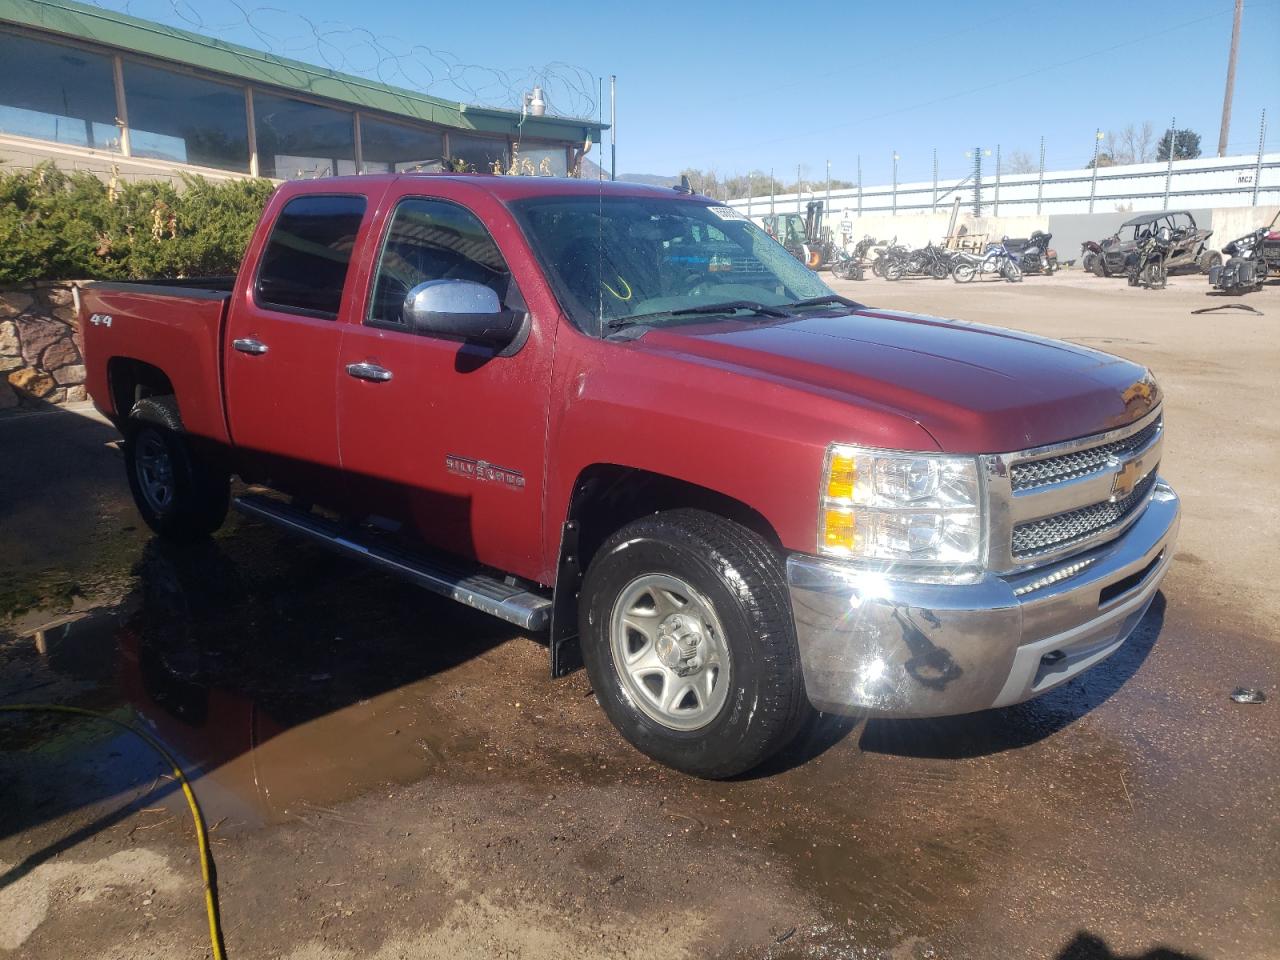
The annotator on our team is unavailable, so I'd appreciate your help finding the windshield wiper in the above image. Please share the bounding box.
[602,300,790,335]
[783,295,863,310]
[668,300,790,318]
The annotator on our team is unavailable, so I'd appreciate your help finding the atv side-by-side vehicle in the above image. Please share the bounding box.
[1093,211,1219,278]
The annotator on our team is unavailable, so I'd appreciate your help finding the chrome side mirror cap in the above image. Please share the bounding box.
[402,279,521,346]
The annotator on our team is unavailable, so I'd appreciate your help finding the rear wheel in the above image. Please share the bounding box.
[1002,260,1023,283]
[124,397,229,541]
[579,509,807,779]
[1198,250,1222,274]
[884,261,903,281]
[931,261,949,280]
[952,262,976,283]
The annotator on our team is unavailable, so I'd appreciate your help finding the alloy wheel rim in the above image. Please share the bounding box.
[608,573,731,732]
[135,429,175,513]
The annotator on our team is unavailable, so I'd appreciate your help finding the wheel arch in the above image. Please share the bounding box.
[547,463,785,678]
[107,357,176,424]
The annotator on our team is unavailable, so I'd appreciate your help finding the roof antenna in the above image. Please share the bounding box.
[674,174,692,194]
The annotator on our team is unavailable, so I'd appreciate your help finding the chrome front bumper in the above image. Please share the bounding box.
[786,480,1180,717]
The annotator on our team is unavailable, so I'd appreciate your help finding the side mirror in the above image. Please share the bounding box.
[402,280,521,346]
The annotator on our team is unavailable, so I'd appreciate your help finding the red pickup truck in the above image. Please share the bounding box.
[80,175,1179,777]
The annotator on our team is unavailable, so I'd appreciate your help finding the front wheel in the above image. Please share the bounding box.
[883,261,904,281]
[579,510,807,779]
[952,262,976,283]
[124,397,229,541]
[1002,261,1023,283]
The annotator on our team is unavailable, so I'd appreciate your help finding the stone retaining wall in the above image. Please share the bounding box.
[0,282,87,409]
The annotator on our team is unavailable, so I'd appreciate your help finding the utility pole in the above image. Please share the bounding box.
[609,75,616,180]
[1217,0,1243,157]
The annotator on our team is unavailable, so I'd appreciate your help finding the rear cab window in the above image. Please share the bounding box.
[255,195,368,319]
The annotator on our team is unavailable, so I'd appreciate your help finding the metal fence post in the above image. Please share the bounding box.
[972,146,982,217]
[770,168,775,215]
[1253,109,1267,206]
[1036,136,1045,215]
[892,152,899,215]
[1163,115,1175,210]
[1088,129,1102,214]
[857,155,862,217]
[932,148,938,211]
[994,144,1001,218]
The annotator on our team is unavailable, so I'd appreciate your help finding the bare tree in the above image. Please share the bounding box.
[1102,121,1156,166]
[1003,150,1037,174]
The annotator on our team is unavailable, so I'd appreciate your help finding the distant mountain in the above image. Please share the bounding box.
[580,158,676,186]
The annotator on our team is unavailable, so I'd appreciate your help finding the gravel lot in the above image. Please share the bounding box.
[1,267,1276,960]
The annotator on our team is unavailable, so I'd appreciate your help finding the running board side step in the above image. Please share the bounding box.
[234,494,552,631]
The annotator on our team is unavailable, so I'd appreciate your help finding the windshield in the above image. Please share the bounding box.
[510,196,831,334]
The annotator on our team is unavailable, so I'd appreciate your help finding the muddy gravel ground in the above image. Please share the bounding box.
[1,269,1277,960]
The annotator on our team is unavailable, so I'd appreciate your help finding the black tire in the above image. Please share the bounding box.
[1198,250,1222,274]
[884,261,903,281]
[831,260,853,280]
[1093,257,1109,278]
[579,509,807,779]
[124,396,229,541]
[952,262,976,283]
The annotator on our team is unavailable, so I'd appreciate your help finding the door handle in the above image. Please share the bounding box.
[232,338,269,356]
[346,362,393,383]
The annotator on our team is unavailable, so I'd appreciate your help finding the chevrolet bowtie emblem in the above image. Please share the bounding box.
[1110,456,1145,500]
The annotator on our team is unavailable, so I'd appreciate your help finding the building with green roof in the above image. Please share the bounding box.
[0,0,606,183]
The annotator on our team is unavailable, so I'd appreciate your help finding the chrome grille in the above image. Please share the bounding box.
[1011,471,1156,560]
[1011,417,1161,492]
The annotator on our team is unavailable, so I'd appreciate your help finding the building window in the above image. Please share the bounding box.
[449,133,509,173]
[514,145,568,177]
[0,31,120,152]
[255,195,367,318]
[253,92,355,180]
[123,61,249,172]
[359,116,444,174]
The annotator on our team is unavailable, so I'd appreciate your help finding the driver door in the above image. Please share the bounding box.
[335,190,553,580]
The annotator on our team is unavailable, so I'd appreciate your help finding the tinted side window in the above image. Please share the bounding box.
[255,195,367,318]
[368,198,512,328]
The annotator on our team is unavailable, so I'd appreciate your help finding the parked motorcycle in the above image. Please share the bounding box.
[830,236,877,281]
[1080,239,1104,275]
[1127,226,1172,290]
[871,239,908,277]
[952,240,1022,283]
[1208,227,1271,294]
[1003,231,1057,275]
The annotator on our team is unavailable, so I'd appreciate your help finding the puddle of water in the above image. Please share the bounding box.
[0,532,511,840]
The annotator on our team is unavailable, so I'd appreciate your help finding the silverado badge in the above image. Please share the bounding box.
[445,455,526,489]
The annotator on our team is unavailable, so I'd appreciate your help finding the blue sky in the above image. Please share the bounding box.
[110,0,1279,182]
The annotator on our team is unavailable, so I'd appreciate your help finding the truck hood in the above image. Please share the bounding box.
[636,308,1158,453]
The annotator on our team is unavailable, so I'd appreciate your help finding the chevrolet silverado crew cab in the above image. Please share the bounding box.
[80,175,1180,778]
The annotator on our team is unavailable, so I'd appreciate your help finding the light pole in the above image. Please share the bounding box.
[1088,129,1104,213]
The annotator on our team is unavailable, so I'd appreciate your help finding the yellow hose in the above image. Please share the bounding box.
[0,704,227,960]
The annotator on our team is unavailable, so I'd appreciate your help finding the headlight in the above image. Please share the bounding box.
[819,444,985,575]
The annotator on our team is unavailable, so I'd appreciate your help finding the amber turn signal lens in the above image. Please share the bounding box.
[822,508,859,553]
[825,452,857,501]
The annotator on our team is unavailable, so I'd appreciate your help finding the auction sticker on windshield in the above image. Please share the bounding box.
[707,206,748,221]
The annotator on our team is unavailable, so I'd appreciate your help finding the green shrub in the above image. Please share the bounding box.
[0,163,276,284]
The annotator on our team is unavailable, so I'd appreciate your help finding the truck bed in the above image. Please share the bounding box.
[79,278,236,444]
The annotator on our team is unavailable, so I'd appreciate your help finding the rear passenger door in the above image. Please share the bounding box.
[336,191,553,581]
[225,192,374,502]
